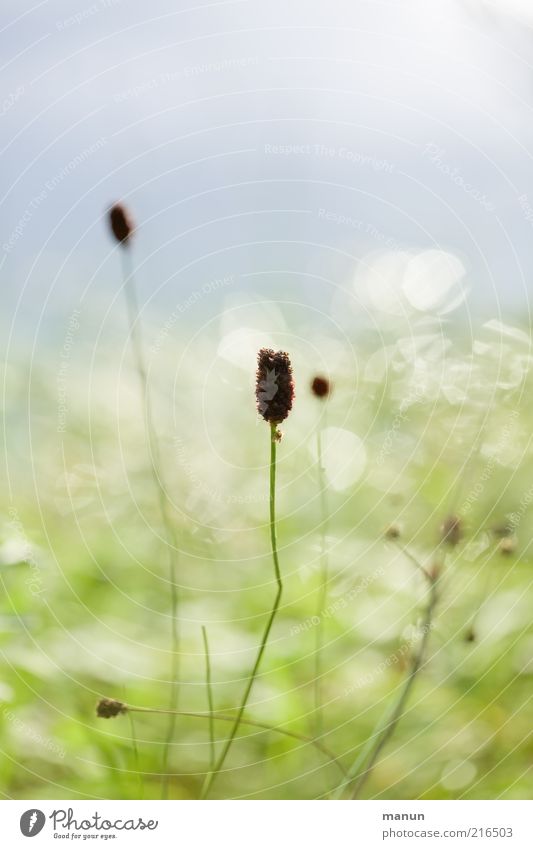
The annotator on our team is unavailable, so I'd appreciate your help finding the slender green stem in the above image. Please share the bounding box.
[122,684,144,799]
[200,422,283,798]
[121,249,180,798]
[127,710,144,799]
[124,705,346,777]
[465,552,495,640]
[313,422,328,737]
[353,573,438,799]
[391,539,432,582]
[332,701,391,800]
[201,626,216,772]
[335,565,440,799]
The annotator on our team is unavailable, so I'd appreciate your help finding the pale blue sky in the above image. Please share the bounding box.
[2,0,533,355]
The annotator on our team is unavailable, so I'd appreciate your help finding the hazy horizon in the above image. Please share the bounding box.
[3,0,533,358]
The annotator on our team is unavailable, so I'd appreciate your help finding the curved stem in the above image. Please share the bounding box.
[313,421,328,737]
[464,557,494,641]
[127,710,144,799]
[121,249,180,797]
[122,684,144,799]
[200,422,283,798]
[201,626,216,772]
[124,705,346,778]
[336,567,440,799]
[392,540,431,582]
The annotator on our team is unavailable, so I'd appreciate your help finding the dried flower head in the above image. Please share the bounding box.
[311,375,331,399]
[256,348,294,425]
[108,203,134,246]
[440,515,462,547]
[96,697,127,718]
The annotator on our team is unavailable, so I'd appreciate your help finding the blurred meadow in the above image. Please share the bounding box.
[2,287,533,799]
[2,0,533,801]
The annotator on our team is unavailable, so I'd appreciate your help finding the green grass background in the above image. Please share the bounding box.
[1,311,532,799]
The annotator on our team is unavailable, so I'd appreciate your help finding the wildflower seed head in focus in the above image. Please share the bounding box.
[96,697,127,718]
[108,203,134,246]
[311,375,331,399]
[256,348,294,425]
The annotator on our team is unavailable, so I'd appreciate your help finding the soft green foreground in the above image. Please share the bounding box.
[1,315,532,799]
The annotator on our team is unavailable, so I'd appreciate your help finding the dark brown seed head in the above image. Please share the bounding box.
[441,515,462,547]
[311,375,331,399]
[108,203,134,246]
[256,348,294,424]
[96,697,127,718]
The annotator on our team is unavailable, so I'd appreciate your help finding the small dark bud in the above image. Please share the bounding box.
[441,515,462,547]
[428,561,442,581]
[256,348,294,424]
[311,375,331,399]
[96,697,127,718]
[384,524,401,540]
[108,203,134,245]
[464,626,476,643]
[499,537,516,556]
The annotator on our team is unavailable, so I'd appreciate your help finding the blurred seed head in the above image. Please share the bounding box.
[428,560,442,581]
[96,697,127,718]
[384,523,401,540]
[491,521,513,539]
[108,203,134,246]
[464,626,476,643]
[311,375,331,399]
[256,348,294,425]
[441,515,463,547]
[498,536,516,556]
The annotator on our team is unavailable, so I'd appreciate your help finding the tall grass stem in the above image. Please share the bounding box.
[123,705,345,777]
[313,419,328,737]
[201,626,216,772]
[200,422,283,798]
[121,249,180,798]
[335,563,440,799]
